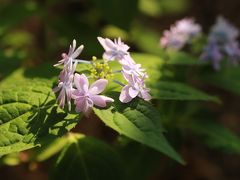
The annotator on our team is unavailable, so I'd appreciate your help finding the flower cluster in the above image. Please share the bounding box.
[53,37,151,115]
[160,18,201,50]
[98,37,151,103]
[201,16,240,70]
[53,39,114,116]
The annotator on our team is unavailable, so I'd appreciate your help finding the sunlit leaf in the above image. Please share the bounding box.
[94,95,185,164]
[0,81,79,156]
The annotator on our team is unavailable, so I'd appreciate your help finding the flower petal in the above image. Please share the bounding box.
[97,37,114,51]
[89,79,108,95]
[91,95,114,107]
[119,85,133,103]
[71,45,84,59]
[140,90,152,101]
[74,73,89,93]
[128,86,139,98]
[75,96,85,113]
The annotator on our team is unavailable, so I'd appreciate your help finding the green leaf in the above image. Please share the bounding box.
[130,24,162,55]
[0,81,79,156]
[187,120,240,153]
[166,51,207,65]
[203,66,240,95]
[50,133,124,180]
[0,53,22,80]
[94,95,185,164]
[33,136,69,162]
[150,81,220,102]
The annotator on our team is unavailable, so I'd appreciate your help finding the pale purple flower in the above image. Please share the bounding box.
[54,39,84,71]
[72,73,114,116]
[201,16,240,69]
[120,55,146,78]
[119,73,151,103]
[175,18,201,38]
[209,16,239,43]
[224,41,240,65]
[97,37,129,61]
[200,41,223,70]
[53,69,75,110]
[160,29,187,50]
[160,18,201,50]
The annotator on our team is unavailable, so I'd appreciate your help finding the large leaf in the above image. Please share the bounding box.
[203,66,240,95]
[150,81,220,102]
[187,120,240,153]
[94,95,185,164]
[50,133,124,180]
[0,81,79,156]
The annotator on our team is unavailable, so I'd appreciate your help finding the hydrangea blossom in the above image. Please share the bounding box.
[120,55,146,78]
[53,37,152,114]
[201,16,240,69]
[97,36,151,103]
[53,70,75,110]
[120,73,151,103]
[200,41,223,70]
[54,39,84,71]
[53,40,83,110]
[72,74,114,116]
[97,37,129,61]
[209,16,239,43]
[160,18,201,50]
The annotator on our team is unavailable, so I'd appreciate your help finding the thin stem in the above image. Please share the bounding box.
[113,80,125,87]
[73,59,92,64]
[113,70,122,73]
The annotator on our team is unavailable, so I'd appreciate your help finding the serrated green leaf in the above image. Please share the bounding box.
[50,133,124,180]
[187,120,240,153]
[150,81,220,102]
[94,95,185,164]
[0,81,79,156]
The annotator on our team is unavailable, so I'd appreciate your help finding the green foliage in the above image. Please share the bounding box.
[0,1,38,36]
[187,120,240,153]
[0,80,79,156]
[33,136,69,162]
[50,133,124,180]
[118,138,161,180]
[0,53,23,80]
[90,0,138,29]
[139,0,189,17]
[94,95,185,164]
[131,24,162,55]
[203,66,240,95]
[151,81,220,102]
[166,51,207,65]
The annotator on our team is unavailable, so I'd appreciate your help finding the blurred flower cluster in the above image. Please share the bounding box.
[201,16,240,70]
[160,18,201,50]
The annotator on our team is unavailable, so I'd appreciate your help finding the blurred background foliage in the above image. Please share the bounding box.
[1,0,240,179]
